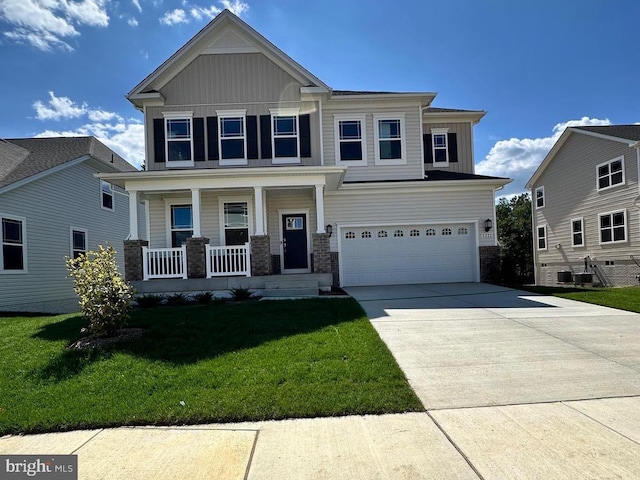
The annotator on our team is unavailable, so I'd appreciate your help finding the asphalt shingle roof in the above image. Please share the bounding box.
[0,137,137,189]
[423,107,484,114]
[573,125,640,142]
[343,170,509,184]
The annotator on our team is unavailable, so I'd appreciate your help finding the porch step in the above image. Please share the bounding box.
[262,278,319,298]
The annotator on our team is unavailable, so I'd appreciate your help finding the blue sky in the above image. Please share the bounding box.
[1,0,638,197]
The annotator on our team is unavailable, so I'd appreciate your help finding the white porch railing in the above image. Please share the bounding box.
[206,243,251,277]
[142,246,187,280]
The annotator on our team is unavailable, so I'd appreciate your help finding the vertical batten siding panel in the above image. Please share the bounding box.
[533,134,639,268]
[0,163,132,313]
[423,122,473,174]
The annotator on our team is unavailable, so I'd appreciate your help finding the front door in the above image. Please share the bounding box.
[282,213,309,272]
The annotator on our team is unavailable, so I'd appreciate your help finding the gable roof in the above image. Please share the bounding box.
[525,125,640,189]
[0,137,136,190]
[127,10,330,107]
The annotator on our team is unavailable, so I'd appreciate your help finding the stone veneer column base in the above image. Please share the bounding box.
[251,235,271,276]
[479,245,501,283]
[124,239,149,282]
[312,233,331,274]
[186,237,209,279]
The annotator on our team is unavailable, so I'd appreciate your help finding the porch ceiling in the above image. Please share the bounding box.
[97,166,347,192]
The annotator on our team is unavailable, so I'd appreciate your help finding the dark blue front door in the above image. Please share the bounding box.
[282,214,308,270]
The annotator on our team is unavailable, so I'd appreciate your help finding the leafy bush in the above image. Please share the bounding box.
[193,291,214,305]
[229,287,253,301]
[66,245,135,337]
[136,294,165,308]
[166,293,189,306]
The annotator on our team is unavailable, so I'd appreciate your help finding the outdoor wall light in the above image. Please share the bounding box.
[484,218,493,232]
[326,224,333,237]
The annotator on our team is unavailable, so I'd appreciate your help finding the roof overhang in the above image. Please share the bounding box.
[328,92,436,106]
[423,110,486,125]
[337,177,512,193]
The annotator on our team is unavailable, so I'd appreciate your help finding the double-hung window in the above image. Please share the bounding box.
[374,114,405,165]
[599,210,627,244]
[571,218,584,247]
[218,110,247,166]
[221,200,250,246]
[101,180,114,210]
[170,205,193,247]
[334,114,367,166]
[535,186,545,209]
[70,228,87,259]
[537,225,547,250]
[1,215,26,272]
[271,109,299,163]
[431,128,449,166]
[597,157,625,191]
[164,112,194,167]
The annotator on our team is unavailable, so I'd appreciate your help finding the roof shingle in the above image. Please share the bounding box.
[573,125,640,142]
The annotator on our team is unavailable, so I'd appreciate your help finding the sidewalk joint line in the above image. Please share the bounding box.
[243,429,260,480]
[70,429,104,454]
[562,400,640,447]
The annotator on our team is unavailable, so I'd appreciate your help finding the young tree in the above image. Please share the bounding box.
[66,245,135,337]
[496,193,534,284]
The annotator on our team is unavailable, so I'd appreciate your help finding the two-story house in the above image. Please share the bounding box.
[0,136,142,313]
[100,10,510,295]
[526,125,640,287]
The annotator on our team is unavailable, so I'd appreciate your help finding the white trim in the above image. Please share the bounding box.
[373,113,407,166]
[129,190,139,241]
[0,213,27,274]
[333,113,367,167]
[535,185,545,209]
[217,109,248,166]
[100,179,115,211]
[69,226,88,258]
[164,199,193,248]
[218,196,254,247]
[254,186,265,236]
[270,109,301,164]
[318,98,325,166]
[163,111,194,168]
[598,209,628,245]
[144,199,150,243]
[420,106,426,179]
[596,156,625,192]
[570,217,584,248]
[430,127,450,167]
[278,209,311,274]
[537,224,547,251]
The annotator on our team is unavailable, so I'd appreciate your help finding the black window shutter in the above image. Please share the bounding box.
[448,133,458,162]
[299,114,311,158]
[206,116,218,160]
[193,117,205,161]
[246,116,259,159]
[423,134,433,163]
[153,118,165,162]
[260,115,272,159]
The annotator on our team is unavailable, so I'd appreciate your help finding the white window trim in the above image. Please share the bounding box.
[570,217,584,247]
[270,108,300,165]
[537,224,547,251]
[598,209,628,245]
[69,227,88,258]
[535,186,545,209]
[431,127,449,167]
[334,114,367,166]
[100,180,114,212]
[218,196,253,246]
[0,213,27,274]
[217,109,248,166]
[373,113,406,166]
[163,111,194,168]
[596,156,625,192]
[164,199,193,248]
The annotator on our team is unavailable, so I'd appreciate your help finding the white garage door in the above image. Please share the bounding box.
[340,224,477,286]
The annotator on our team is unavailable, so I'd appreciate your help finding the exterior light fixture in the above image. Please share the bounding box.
[484,218,493,232]
[326,224,333,237]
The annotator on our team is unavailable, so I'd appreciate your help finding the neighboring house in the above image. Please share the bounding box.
[0,137,142,313]
[526,125,640,287]
[100,10,510,293]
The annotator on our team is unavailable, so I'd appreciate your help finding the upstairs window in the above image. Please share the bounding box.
[535,186,545,209]
[271,111,299,163]
[374,114,406,165]
[597,157,624,191]
[164,112,194,166]
[335,115,366,166]
[431,128,449,165]
[170,205,193,247]
[218,110,247,165]
[571,218,584,247]
[599,210,626,244]
[101,180,114,211]
[1,215,26,272]
[70,228,87,259]
[537,225,547,250]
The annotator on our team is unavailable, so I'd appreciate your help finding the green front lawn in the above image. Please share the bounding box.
[0,299,422,435]
[517,285,640,313]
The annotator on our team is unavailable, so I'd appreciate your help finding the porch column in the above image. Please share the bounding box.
[254,186,265,235]
[315,184,325,234]
[128,190,139,240]
[191,188,201,237]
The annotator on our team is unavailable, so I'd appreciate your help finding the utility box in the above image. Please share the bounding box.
[557,271,573,283]
[574,273,593,284]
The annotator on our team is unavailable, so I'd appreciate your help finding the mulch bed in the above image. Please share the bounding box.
[67,328,147,350]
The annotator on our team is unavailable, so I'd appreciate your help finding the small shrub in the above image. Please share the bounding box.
[166,293,189,306]
[192,291,214,305]
[136,294,165,308]
[66,245,134,337]
[211,297,228,306]
[229,287,253,301]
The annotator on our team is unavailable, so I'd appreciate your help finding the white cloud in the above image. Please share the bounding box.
[190,5,221,20]
[33,91,87,120]
[219,0,248,17]
[128,17,139,26]
[132,0,142,13]
[476,117,613,193]
[159,8,188,25]
[0,0,110,51]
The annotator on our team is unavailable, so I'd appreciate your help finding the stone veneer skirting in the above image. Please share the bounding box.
[250,235,271,276]
[186,237,208,279]
[124,239,149,282]
[312,233,331,274]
